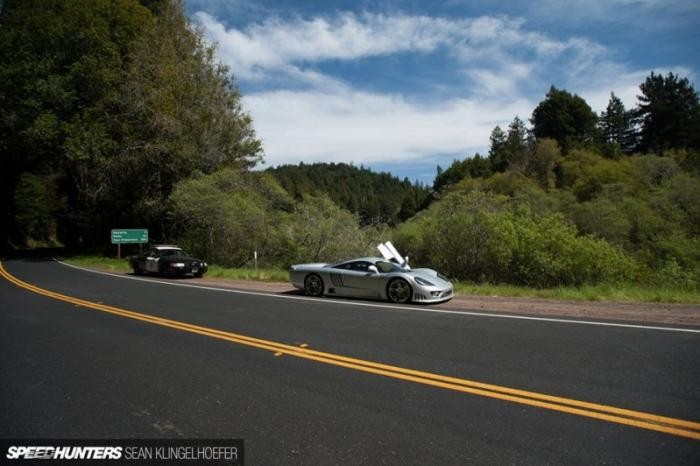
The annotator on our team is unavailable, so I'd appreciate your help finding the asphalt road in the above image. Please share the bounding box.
[1,257,699,464]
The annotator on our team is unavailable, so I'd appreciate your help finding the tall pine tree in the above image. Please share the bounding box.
[635,72,700,153]
[599,92,635,155]
[488,126,507,172]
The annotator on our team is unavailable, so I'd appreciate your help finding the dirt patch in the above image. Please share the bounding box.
[193,276,296,294]
[189,276,700,327]
[440,295,700,327]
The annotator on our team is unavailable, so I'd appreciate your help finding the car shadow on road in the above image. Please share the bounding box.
[122,272,440,306]
[279,289,441,306]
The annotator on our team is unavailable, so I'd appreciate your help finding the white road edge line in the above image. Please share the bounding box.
[54,259,700,334]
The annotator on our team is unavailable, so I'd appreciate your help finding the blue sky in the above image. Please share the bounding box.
[185,0,699,183]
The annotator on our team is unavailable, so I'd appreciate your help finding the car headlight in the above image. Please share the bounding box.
[170,262,186,268]
[414,276,435,286]
[203,262,207,267]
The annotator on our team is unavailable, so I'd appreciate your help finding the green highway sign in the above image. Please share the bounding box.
[111,229,148,244]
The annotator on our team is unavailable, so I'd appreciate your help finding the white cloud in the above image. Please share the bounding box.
[245,89,532,166]
[196,12,450,80]
[195,11,602,84]
[194,11,565,166]
[193,10,690,168]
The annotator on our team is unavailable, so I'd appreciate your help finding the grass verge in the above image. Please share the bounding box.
[61,256,287,282]
[61,256,699,304]
[205,265,288,282]
[453,282,700,304]
[63,255,132,273]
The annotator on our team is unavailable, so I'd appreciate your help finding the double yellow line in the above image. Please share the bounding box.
[2,261,699,441]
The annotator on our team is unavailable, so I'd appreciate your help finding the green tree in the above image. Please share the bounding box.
[504,116,530,171]
[488,125,508,172]
[599,92,635,155]
[117,0,262,235]
[13,173,59,243]
[483,171,540,197]
[0,0,153,248]
[268,163,428,225]
[432,154,492,192]
[288,195,376,263]
[635,72,700,153]
[486,118,529,173]
[0,0,262,249]
[569,198,632,247]
[653,172,700,236]
[531,86,598,153]
[168,169,292,267]
[525,139,561,191]
[394,191,635,287]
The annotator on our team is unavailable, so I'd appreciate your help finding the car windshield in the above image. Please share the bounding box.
[375,261,404,273]
[159,248,185,257]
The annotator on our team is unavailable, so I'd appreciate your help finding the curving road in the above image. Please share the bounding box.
[1,256,699,464]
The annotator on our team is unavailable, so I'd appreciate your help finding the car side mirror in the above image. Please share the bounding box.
[368,265,379,274]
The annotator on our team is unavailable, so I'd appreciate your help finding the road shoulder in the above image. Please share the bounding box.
[139,272,700,328]
[48,258,700,328]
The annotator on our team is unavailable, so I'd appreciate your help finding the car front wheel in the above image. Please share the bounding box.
[387,278,412,304]
[304,274,324,297]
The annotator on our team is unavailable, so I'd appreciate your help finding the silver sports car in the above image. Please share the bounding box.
[289,242,453,304]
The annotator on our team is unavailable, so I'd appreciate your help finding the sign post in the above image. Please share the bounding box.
[111,229,149,258]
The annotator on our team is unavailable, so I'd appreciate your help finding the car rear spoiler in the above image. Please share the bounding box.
[377,241,410,270]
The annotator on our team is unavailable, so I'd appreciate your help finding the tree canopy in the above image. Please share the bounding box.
[417,73,700,288]
[531,86,598,153]
[267,163,429,225]
[0,0,261,249]
[635,72,700,153]
[599,92,635,155]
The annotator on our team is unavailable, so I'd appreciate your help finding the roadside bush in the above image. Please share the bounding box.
[423,208,516,282]
[168,169,286,267]
[394,191,636,287]
[644,259,699,290]
[168,168,382,267]
[279,194,377,265]
[508,213,635,287]
[568,198,632,247]
[632,155,679,189]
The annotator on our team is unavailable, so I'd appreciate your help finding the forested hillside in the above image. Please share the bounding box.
[0,0,261,250]
[399,80,700,287]
[267,163,430,225]
[1,0,698,291]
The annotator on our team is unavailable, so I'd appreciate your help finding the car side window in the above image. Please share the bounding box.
[331,261,372,271]
[350,262,370,272]
[376,261,394,273]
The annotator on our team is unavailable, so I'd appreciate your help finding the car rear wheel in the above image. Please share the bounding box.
[387,278,412,304]
[133,264,144,275]
[304,274,324,297]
